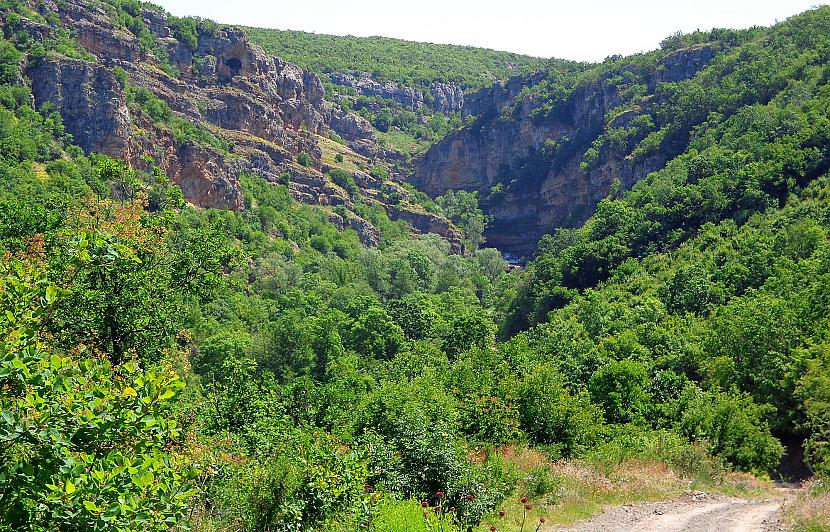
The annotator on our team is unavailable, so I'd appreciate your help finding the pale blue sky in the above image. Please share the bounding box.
[154,0,823,62]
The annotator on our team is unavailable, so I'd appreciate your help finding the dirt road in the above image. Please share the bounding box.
[556,491,794,531]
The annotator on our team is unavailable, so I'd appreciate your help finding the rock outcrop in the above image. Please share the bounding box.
[14,0,466,249]
[413,45,723,257]
[329,72,465,115]
[28,58,132,159]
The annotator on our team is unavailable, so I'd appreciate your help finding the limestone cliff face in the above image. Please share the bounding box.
[329,72,465,115]
[28,58,132,160]
[15,0,462,249]
[413,46,722,257]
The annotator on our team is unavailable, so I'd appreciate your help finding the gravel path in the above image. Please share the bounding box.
[555,491,793,532]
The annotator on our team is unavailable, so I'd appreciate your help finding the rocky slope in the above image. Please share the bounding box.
[413,45,724,257]
[11,0,463,250]
[329,72,465,115]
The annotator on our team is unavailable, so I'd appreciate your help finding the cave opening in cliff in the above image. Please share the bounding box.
[225,57,242,76]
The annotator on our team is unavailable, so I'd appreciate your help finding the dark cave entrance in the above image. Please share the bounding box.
[225,57,242,77]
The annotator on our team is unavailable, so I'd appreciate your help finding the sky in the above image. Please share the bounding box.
[153,0,823,62]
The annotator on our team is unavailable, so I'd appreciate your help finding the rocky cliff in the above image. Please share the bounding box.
[413,45,723,257]
[12,0,463,250]
[329,72,465,115]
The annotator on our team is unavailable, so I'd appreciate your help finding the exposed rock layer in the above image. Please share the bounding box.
[413,46,722,257]
[17,0,463,249]
[329,72,465,115]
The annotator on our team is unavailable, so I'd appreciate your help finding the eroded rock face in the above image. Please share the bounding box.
[25,0,374,213]
[329,72,465,115]
[170,143,244,211]
[28,57,132,159]
[413,45,722,257]
[14,0,489,250]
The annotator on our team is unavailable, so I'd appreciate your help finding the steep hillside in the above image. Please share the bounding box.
[2,2,830,532]
[412,18,822,257]
[2,0,465,249]
[246,27,576,157]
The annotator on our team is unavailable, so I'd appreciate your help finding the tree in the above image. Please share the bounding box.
[441,308,495,359]
[436,190,487,249]
[387,294,439,340]
[675,387,784,473]
[346,306,406,360]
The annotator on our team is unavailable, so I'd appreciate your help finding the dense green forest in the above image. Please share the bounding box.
[243,28,548,88]
[0,0,829,530]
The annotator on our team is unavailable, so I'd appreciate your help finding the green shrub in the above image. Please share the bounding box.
[518,365,605,456]
[675,387,784,473]
[524,466,563,501]
[0,241,193,531]
[329,168,360,198]
[297,151,313,167]
[589,360,652,425]
[796,343,830,478]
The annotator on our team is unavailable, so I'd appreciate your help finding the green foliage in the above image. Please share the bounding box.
[589,360,651,425]
[0,239,192,531]
[347,306,406,360]
[518,365,605,456]
[297,150,312,167]
[244,27,550,89]
[0,40,22,84]
[328,168,360,199]
[436,190,487,249]
[796,344,830,477]
[675,388,784,473]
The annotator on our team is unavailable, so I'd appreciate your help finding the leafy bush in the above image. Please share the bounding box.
[518,365,605,456]
[589,360,652,425]
[0,240,193,531]
[329,168,360,198]
[297,151,313,167]
[675,387,784,473]
[796,344,830,477]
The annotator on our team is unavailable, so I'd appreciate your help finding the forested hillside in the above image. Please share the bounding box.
[0,0,829,531]
[414,12,830,257]
[246,27,570,157]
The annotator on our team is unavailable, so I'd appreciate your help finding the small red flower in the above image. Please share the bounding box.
[436,491,445,498]
[434,506,441,514]
[421,500,429,508]
[525,504,533,511]
[466,494,475,501]
[521,496,528,504]
[490,526,497,532]
[450,506,456,513]
[499,510,505,518]
[540,517,546,523]
[423,511,429,519]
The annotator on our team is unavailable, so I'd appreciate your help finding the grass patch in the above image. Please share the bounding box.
[376,127,431,155]
[475,446,774,530]
[785,479,830,532]
[318,134,364,172]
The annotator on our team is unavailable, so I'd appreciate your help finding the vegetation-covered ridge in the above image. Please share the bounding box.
[243,27,550,89]
[0,2,829,532]
[414,7,830,257]
[246,26,579,157]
